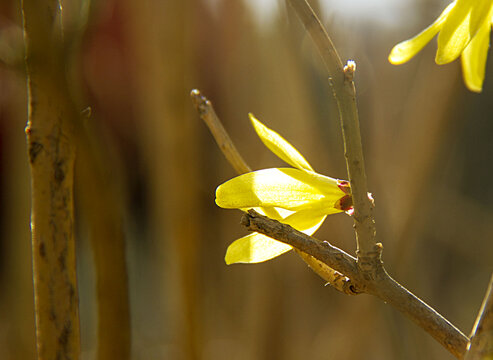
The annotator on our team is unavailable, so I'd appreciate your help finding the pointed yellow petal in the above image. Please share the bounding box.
[249,113,314,171]
[389,2,454,65]
[225,234,293,264]
[461,19,491,92]
[216,168,345,212]
[437,0,493,64]
[225,210,327,264]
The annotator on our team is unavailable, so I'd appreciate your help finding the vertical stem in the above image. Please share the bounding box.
[336,65,378,266]
[21,0,80,358]
[465,274,493,360]
[286,0,378,266]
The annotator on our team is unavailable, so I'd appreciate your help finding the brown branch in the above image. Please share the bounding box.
[243,209,469,358]
[368,272,468,359]
[242,210,359,279]
[465,274,493,359]
[286,0,378,267]
[21,0,80,358]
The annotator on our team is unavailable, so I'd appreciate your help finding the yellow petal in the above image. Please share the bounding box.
[437,0,493,64]
[249,113,314,171]
[225,210,327,264]
[461,19,491,92]
[216,168,345,212]
[389,2,454,65]
[283,209,328,235]
[225,233,293,264]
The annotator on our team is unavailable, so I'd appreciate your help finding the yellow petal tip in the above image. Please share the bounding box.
[214,185,223,207]
[388,45,410,65]
[224,247,242,265]
[248,113,260,128]
[465,82,483,93]
[435,53,453,65]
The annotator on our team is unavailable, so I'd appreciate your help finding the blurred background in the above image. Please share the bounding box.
[0,0,492,359]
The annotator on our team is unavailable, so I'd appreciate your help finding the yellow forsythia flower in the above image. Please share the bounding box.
[215,114,352,264]
[389,0,493,92]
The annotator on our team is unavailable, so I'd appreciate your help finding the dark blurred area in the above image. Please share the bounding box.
[0,0,492,359]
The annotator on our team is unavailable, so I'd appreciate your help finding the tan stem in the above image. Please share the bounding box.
[21,0,80,358]
[190,89,252,174]
[294,249,360,295]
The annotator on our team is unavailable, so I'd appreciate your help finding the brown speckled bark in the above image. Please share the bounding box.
[21,0,80,358]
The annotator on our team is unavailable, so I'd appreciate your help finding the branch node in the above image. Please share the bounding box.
[240,212,252,227]
[343,60,356,81]
[356,243,383,275]
[190,89,211,117]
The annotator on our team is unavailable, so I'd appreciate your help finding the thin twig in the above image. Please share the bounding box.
[190,89,359,295]
[465,274,493,360]
[191,89,252,174]
[242,210,360,280]
[286,0,378,267]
